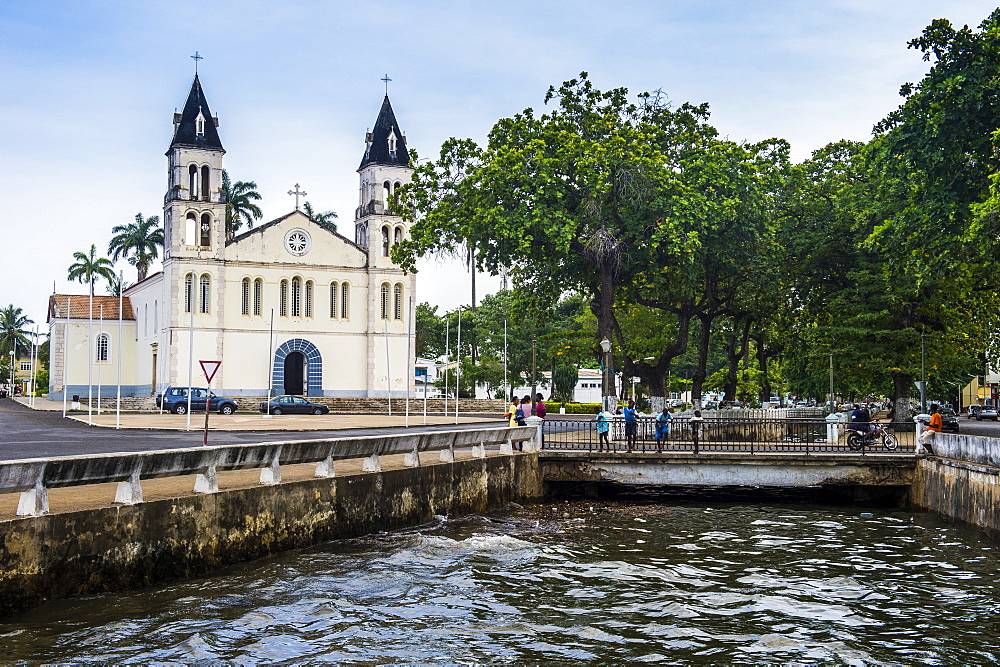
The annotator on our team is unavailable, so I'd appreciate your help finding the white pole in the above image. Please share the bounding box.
[62,297,70,418]
[444,319,449,416]
[423,361,428,425]
[116,271,123,429]
[29,326,38,408]
[405,295,412,427]
[455,307,461,424]
[187,287,194,430]
[87,285,93,424]
[265,308,274,416]
[385,317,392,416]
[97,304,103,416]
[503,318,508,404]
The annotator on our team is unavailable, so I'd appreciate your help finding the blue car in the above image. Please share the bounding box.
[156,386,238,415]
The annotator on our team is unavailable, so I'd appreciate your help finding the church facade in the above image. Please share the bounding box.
[48,75,416,399]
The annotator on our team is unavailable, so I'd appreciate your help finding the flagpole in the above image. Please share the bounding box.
[62,297,70,418]
[444,319,449,417]
[29,325,38,408]
[87,284,93,425]
[97,304,103,416]
[116,271,123,429]
[187,285,194,430]
[455,307,461,424]
[265,309,274,416]
[405,296,412,428]
[384,318,392,417]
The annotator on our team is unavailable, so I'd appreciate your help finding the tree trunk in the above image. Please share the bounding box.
[723,318,752,405]
[756,337,771,404]
[690,313,713,409]
[594,265,618,411]
[891,372,913,422]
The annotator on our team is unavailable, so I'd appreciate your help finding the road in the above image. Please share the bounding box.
[952,415,1000,438]
[0,398,506,461]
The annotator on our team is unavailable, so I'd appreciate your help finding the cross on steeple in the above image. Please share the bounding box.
[191,51,203,74]
[288,183,307,210]
[381,73,391,95]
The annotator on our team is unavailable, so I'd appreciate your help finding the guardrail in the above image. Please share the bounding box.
[0,426,540,517]
[542,417,917,454]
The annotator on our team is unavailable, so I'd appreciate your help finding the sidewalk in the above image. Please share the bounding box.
[64,411,496,431]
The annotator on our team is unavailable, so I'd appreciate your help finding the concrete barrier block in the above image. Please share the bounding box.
[362,453,381,472]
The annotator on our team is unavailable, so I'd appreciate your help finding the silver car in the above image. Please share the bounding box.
[976,406,999,421]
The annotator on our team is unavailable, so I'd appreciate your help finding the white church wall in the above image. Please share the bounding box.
[48,319,141,400]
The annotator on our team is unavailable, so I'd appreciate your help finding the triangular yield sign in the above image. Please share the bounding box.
[200,360,222,383]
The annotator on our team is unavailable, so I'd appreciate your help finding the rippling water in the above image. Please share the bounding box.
[2,499,998,663]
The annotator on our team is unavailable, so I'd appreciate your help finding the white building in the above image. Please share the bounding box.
[48,75,416,400]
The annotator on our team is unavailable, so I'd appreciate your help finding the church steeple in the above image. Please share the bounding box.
[359,96,409,169]
[169,74,224,152]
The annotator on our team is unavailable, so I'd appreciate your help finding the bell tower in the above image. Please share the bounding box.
[163,74,227,261]
[354,95,412,268]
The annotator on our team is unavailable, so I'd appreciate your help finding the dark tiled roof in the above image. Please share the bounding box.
[168,74,224,152]
[48,295,135,323]
[358,95,410,169]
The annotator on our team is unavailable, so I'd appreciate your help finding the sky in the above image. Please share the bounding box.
[1,0,998,332]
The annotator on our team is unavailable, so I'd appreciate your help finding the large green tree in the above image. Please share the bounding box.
[67,244,116,296]
[221,169,263,239]
[108,213,163,282]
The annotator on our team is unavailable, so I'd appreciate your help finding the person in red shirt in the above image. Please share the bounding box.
[533,393,547,419]
[918,403,942,454]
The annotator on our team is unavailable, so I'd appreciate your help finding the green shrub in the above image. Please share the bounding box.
[546,401,604,415]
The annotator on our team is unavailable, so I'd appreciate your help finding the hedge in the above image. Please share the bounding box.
[545,401,606,415]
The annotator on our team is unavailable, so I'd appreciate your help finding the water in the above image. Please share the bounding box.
[2,498,998,663]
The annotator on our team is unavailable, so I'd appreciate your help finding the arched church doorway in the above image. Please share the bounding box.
[284,352,306,395]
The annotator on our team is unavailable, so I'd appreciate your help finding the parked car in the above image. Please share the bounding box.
[939,407,960,432]
[967,405,983,419]
[156,387,238,415]
[259,395,330,415]
[976,406,999,421]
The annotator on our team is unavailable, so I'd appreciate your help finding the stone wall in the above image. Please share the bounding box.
[909,433,1000,535]
[0,452,542,619]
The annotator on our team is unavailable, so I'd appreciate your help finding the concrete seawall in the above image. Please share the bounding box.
[910,433,1000,535]
[0,452,543,619]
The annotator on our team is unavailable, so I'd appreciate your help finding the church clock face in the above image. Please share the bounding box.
[284,228,312,256]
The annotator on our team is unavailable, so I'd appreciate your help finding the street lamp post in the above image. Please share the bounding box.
[828,353,835,414]
[600,337,612,413]
[8,350,14,397]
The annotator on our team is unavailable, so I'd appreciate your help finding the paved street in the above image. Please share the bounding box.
[953,415,1000,438]
[0,398,505,461]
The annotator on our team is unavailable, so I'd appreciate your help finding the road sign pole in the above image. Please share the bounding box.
[204,374,211,445]
[198,360,222,446]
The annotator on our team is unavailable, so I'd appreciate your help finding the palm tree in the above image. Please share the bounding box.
[221,169,263,239]
[108,213,164,282]
[67,244,116,296]
[303,201,338,233]
[0,304,33,359]
[106,273,131,297]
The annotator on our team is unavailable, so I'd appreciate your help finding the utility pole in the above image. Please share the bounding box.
[920,330,927,413]
[531,336,537,410]
[828,353,834,414]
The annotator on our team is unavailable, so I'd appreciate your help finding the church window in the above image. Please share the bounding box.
[184,273,193,313]
[393,283,403,320]
[393,182,402,210]
[153,300,158,333]
[253,278,263,316]
[144,304,148,338]
[279,280,288,317]
[196,112,206,138]
[241,278,250,316]
[388,132,397,158]
[199,274,211,314]
[394,226,403,247]
[185,213,197,246]
[291,277,302,317]
[201,166,210,201]
[380,283,390,320]
[200,213,211,248]
[341,282,349,319]
[383,181,391,210]
[305,281,314,318]
[188,165,198,200]
[382,226,390,257]
[96,333,110,363]
[329,282,338,318]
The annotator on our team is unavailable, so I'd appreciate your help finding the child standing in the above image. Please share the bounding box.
[655,406,672,452]
[595,407,610,452]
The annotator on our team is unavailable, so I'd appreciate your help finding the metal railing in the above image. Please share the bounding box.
[541,417,917,454]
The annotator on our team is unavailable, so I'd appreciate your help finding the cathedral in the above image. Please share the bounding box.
[48,75,416,399]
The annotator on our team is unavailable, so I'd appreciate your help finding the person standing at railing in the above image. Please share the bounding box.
[690,409,705,450]
[506,394,519,428]
[595,407,610,451]
[533,393,547,419]
[623,400,638,452]
[655,406,672,453]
